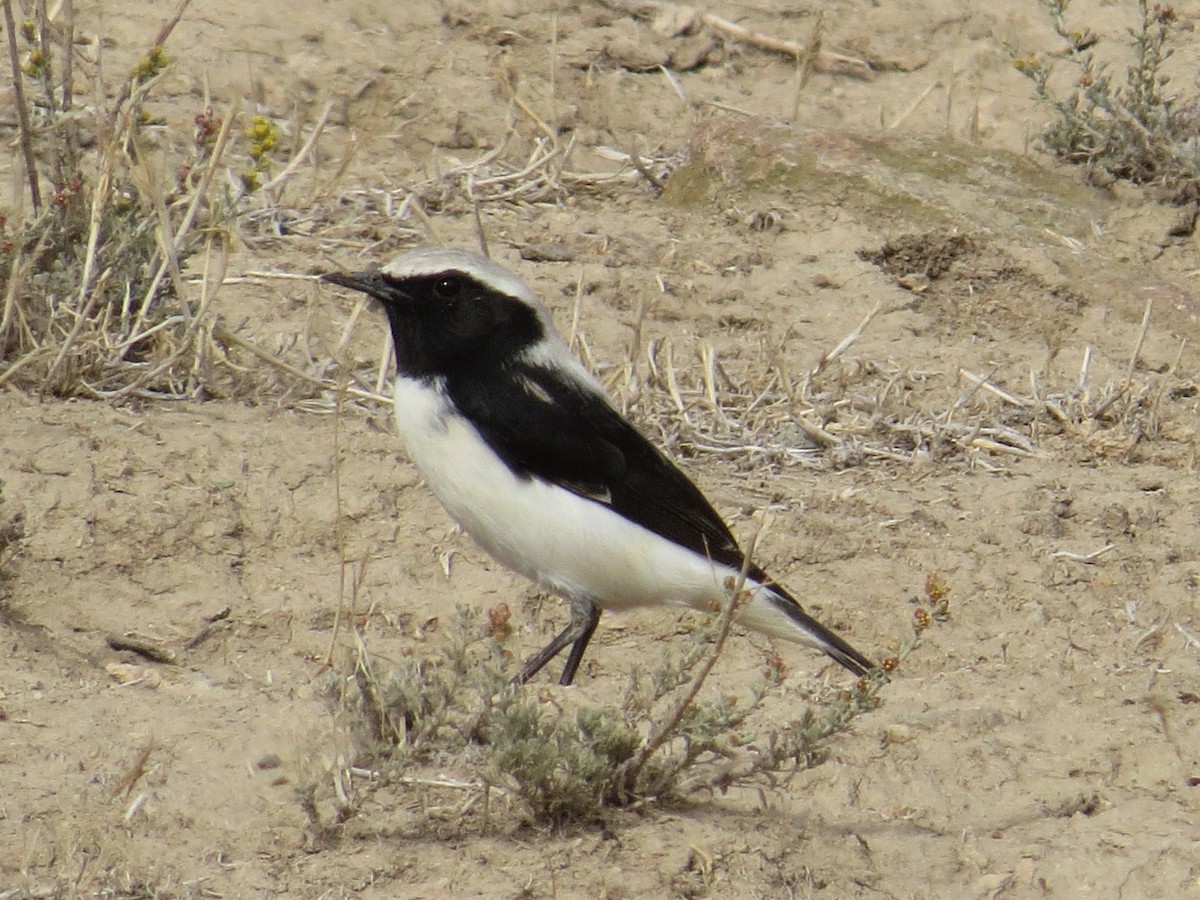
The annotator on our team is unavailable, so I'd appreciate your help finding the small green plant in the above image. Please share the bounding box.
[1015,0,1200,193]
[0,481,23,598]
[328,567,939,830]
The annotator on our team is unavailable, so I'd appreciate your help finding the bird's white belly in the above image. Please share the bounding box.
[392,378,737,612]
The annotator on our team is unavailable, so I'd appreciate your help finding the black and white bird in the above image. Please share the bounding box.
[323,248,874,685]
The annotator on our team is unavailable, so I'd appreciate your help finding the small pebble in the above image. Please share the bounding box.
[255,753,283,770]
[898,272,931,293]
[882,724,916,745]
[604,34,669,72]
[520,243,577,263]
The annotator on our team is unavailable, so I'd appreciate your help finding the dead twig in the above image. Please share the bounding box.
[111,740,156,800]
[958,368,1031,408]
[3,0,42,211]
[619,524,762,793]
[806,299,884,385]
[106,633,178,665]
[261,99,334,194]
[182,606,233,650]
[1051,544,1116,563]
[1090,297,1152,420]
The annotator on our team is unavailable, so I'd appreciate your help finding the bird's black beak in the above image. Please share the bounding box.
[321,269,391,300]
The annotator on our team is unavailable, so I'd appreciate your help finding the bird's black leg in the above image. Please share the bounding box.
[557,601,601,686]
[513,596,600,686]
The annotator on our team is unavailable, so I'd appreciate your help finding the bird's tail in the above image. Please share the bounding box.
[738,582,875,677]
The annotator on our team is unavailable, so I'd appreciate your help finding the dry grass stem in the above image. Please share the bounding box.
[3,0,41,211]
[887,81,939,131]
[791,11,823,120]
[0,9,271,402]
[1175,624,1200,651]
[958,368,1031,407]
[806,299,883,385]
[261,99,334,195]
[1052,544,1116,562]
[1083,297,1153,420]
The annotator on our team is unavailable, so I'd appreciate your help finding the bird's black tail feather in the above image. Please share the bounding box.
[765,584,875,676]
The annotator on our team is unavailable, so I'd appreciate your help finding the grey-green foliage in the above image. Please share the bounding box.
[0,482,23,595]
[343,604,885,827]
[1017,0,1200,190]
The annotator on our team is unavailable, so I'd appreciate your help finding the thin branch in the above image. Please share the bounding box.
[101,0,192,138]
[3,0,42,212]
[621,524,763,791]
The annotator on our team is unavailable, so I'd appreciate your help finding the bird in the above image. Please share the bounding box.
[322,248,874,685]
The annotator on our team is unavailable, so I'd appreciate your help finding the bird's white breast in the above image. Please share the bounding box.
[392,377,745,614]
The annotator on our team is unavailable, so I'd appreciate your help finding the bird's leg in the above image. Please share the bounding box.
[513,595,600,686]
[557,598,601,686]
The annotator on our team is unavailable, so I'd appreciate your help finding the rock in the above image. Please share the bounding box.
[605,34,669,72]
[520,243,578,263]
[669,31,718,71]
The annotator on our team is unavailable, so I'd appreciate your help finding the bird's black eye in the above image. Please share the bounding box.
[432,276,463,301]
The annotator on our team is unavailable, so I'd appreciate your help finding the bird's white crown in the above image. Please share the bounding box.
[381,249,541,309]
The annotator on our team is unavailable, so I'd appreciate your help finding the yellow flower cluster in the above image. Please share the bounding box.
[242,116,282,192]
[130,46,169,82]
[246,116,280,160]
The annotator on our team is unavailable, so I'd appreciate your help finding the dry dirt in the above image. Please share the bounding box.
[3,1,1200,897]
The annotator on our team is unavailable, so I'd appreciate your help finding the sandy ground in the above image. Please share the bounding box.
[3,1,1200,897]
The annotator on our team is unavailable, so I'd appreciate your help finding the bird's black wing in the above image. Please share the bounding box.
[446,363,753,575]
